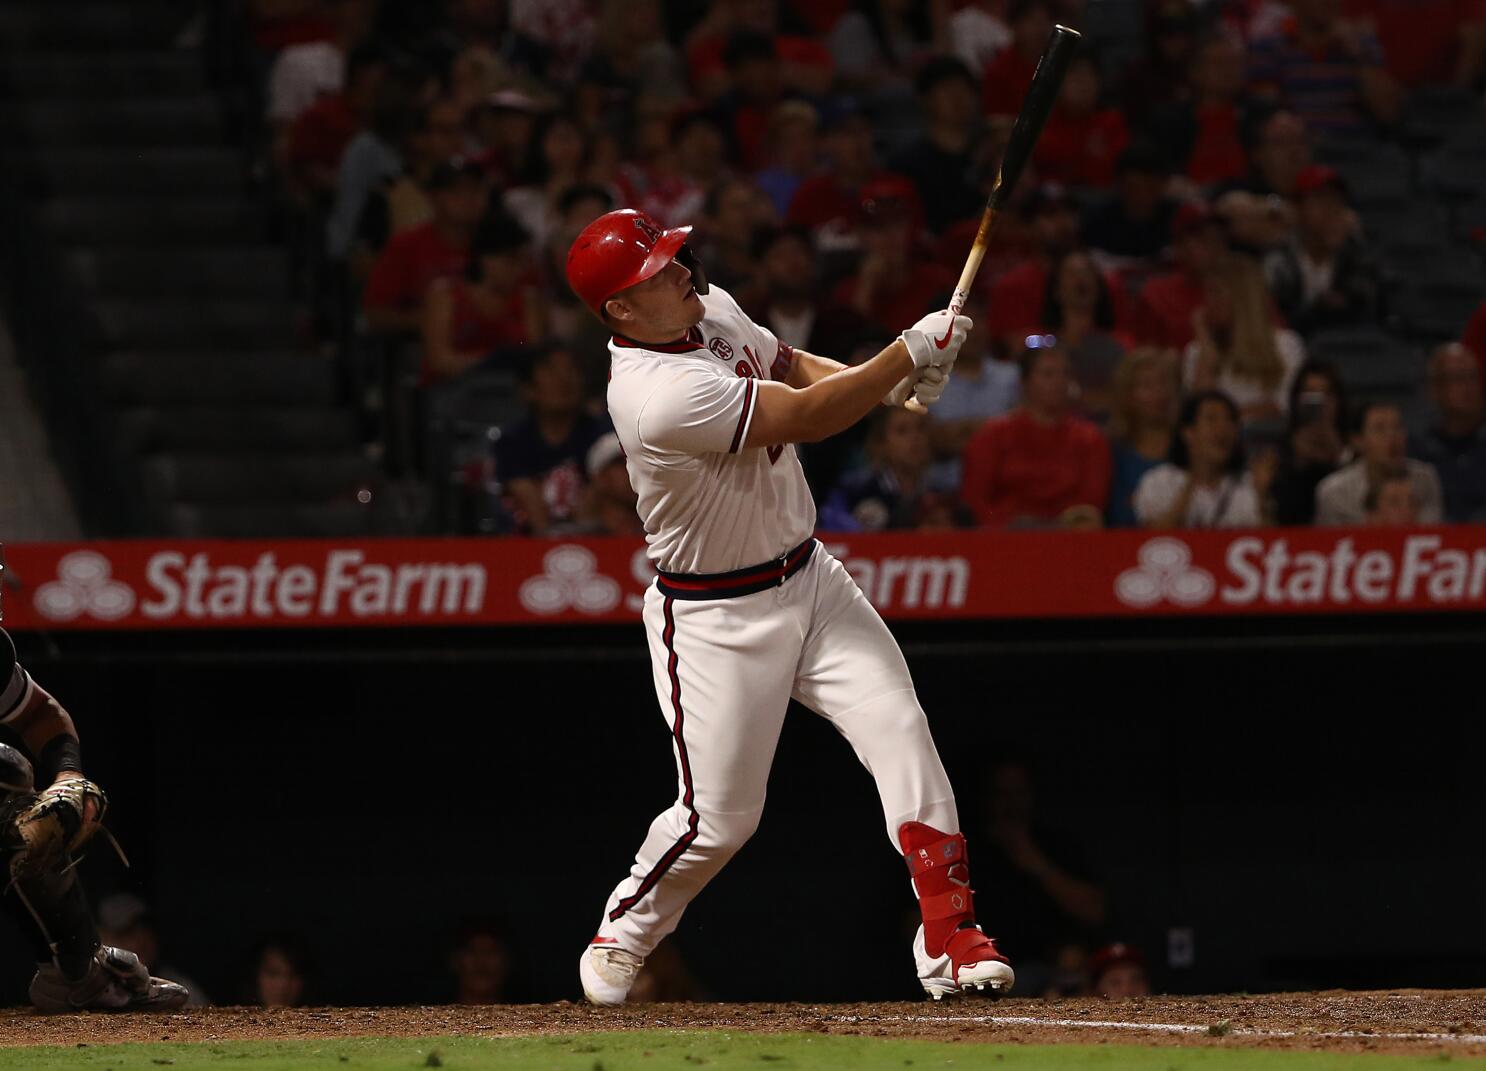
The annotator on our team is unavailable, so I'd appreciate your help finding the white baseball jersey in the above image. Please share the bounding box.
[606,286,817,575]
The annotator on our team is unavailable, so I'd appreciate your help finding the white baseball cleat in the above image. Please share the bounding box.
[913,924,1015,1001]
[579,942,644,1005]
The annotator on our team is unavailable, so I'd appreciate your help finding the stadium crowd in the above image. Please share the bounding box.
[237,0,1486,536]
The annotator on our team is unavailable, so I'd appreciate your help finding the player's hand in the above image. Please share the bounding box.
[883,365,948,408]
[900,310,972,372]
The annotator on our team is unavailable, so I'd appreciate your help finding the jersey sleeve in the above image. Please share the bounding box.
[0,629,34,725]
[710,285,795,381]
[636,366,759,455]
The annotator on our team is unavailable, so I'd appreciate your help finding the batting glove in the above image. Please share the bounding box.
[900,310,972,371]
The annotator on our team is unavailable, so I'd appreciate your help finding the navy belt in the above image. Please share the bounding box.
[656,539,816,601]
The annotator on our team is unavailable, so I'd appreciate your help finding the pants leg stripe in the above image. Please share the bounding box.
[609,595,700,922]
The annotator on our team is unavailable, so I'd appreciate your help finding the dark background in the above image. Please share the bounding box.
[3,610,1483,1006]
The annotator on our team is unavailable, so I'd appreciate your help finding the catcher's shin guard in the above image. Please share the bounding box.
[899,822,1014,997]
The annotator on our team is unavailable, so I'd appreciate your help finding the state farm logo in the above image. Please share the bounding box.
[34,551,136,622]
[519,545,621,615]
[708,337,734,361]
[1115,538,1215,609]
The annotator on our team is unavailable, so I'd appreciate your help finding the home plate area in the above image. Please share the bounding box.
[1,991,1484,1068]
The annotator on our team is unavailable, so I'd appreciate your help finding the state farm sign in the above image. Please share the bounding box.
[2,528,1485,631]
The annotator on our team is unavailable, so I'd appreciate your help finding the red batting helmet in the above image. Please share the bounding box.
[565,209,693,314]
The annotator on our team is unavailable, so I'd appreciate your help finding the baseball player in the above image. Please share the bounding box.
[566,209,1014,1002]
[0,553,187,1012]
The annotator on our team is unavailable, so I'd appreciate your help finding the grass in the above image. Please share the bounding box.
[1,1030,1480,1071]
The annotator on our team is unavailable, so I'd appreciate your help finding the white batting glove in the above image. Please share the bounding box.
[900,310,972,371]
[912,363,953,407]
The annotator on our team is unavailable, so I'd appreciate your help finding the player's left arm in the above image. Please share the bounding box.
[783,349,846,389]
[4,680,84,786]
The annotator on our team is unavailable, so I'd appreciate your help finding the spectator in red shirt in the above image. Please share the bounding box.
[983,0,1055,117]
[1146,31,1252,189]
[1034,51,1129,189]
[364,156,488,335]
[1460,303,1486,389]
[1135,202,1232,352]
[283,43,392,202]
[712,32,788,173]
[986,184,1080,353]
[961,344,1113,528]
[684,0,835,101]
[1119,0,1199,124]
[420,213,547,385]
[787,109,887,235]
[1342,0,1486,89]
[832,182,955,335]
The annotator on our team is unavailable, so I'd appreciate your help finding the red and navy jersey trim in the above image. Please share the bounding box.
[608,595,698,923]
[656,539,816,601]
[770,340,795,381]
[611,326,706,353]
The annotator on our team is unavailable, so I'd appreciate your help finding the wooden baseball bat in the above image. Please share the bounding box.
[908,24,1082,413]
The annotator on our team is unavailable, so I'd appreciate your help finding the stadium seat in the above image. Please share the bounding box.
[39,196,264,245]
[102,352,340,406]
[1399,87,1485,148]
[18,147,244,197]
[1,51,205,96]
[1308,328,1426,396]
[67,248,289,300]
[167,501,383,539]
[93,299,298,349]
[117,407,361,453]
[1387,281,1485,341]
[1421,135,1486,201]
[0,98,221,146]
[1329,150,1412,206]
[141,452,377,503]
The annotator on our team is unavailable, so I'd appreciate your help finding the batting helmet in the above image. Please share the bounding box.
[565,208,700,315]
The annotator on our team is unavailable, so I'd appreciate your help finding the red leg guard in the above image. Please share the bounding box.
[898,821,975,958]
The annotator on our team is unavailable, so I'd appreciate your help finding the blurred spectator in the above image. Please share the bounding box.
[1119,0,1199,124]
[575,433,643,536]
[473,89,548,189]
[832,180,954,335]
[1133,202,1228,350]
[364,156,487,335]
[684,0,835,103]
[712,31,788,172]
[582,0,686,105]
[977,760,1105,992]
[614,111,707,229]
[282,42,392,202]
[496,344,610,535]
[961,344,1112,528]
[1233,109,1311,200]
[926,292,1022,473]
[787,109,889,237]
[1041,252,1127,422]
[1184,253,1305,423]
[1364,465,1420,526]
[266,0,376,132]
[379,96,470,241]
[98,893,211,1007]
[986,184,1082,352]
[543,184,616,337]
[1247,0,1401,136]
[1212,187,1294,260]
[421,213,544,384]
[508,0,596,84]
[1034,50,1129,189]
[1089,943,1151,999]
[1315,401,1443,524]
[983,0,1056,117]
[1145,31,1252,189]
[755,102,821,218]
[325,69,423,262]
[503,113,594,252]
[951,0,1013,78]
[243,933,312,1007]
[829,0,947,88]
[1264,165,1379,335]
[1082,142,1177,262]
[1411,344,1486,523]
[449,917,513,1004]
[695,178,777,292]
[1342,0,1486,89]
[741,226,864,355]
[1134,390,1270,528]
[1463,309,1486,388]
[1270,359,1351,524]
[671,112,731,201]
[820,408,962,531]
[889,57,986,233]
[1043,940,1092,998]
[1105,347,1180,527]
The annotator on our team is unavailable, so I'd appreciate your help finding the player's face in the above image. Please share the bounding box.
[608,259,705,338]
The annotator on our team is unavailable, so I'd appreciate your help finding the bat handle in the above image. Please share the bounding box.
[906,285,976,414]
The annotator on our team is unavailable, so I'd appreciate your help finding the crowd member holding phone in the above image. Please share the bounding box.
[1269,360,1349,525]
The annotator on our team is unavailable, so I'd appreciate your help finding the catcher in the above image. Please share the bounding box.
[0,573,186,1011]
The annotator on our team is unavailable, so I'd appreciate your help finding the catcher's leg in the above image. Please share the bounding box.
[790,549,1013,999]
[583,585,798,1004]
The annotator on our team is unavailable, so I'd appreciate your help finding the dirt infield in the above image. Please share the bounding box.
[2,991,1484,1057]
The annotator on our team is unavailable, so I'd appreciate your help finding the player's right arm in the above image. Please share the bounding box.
[745,311,969,448]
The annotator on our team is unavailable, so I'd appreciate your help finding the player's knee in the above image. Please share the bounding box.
[698,808,763,855]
